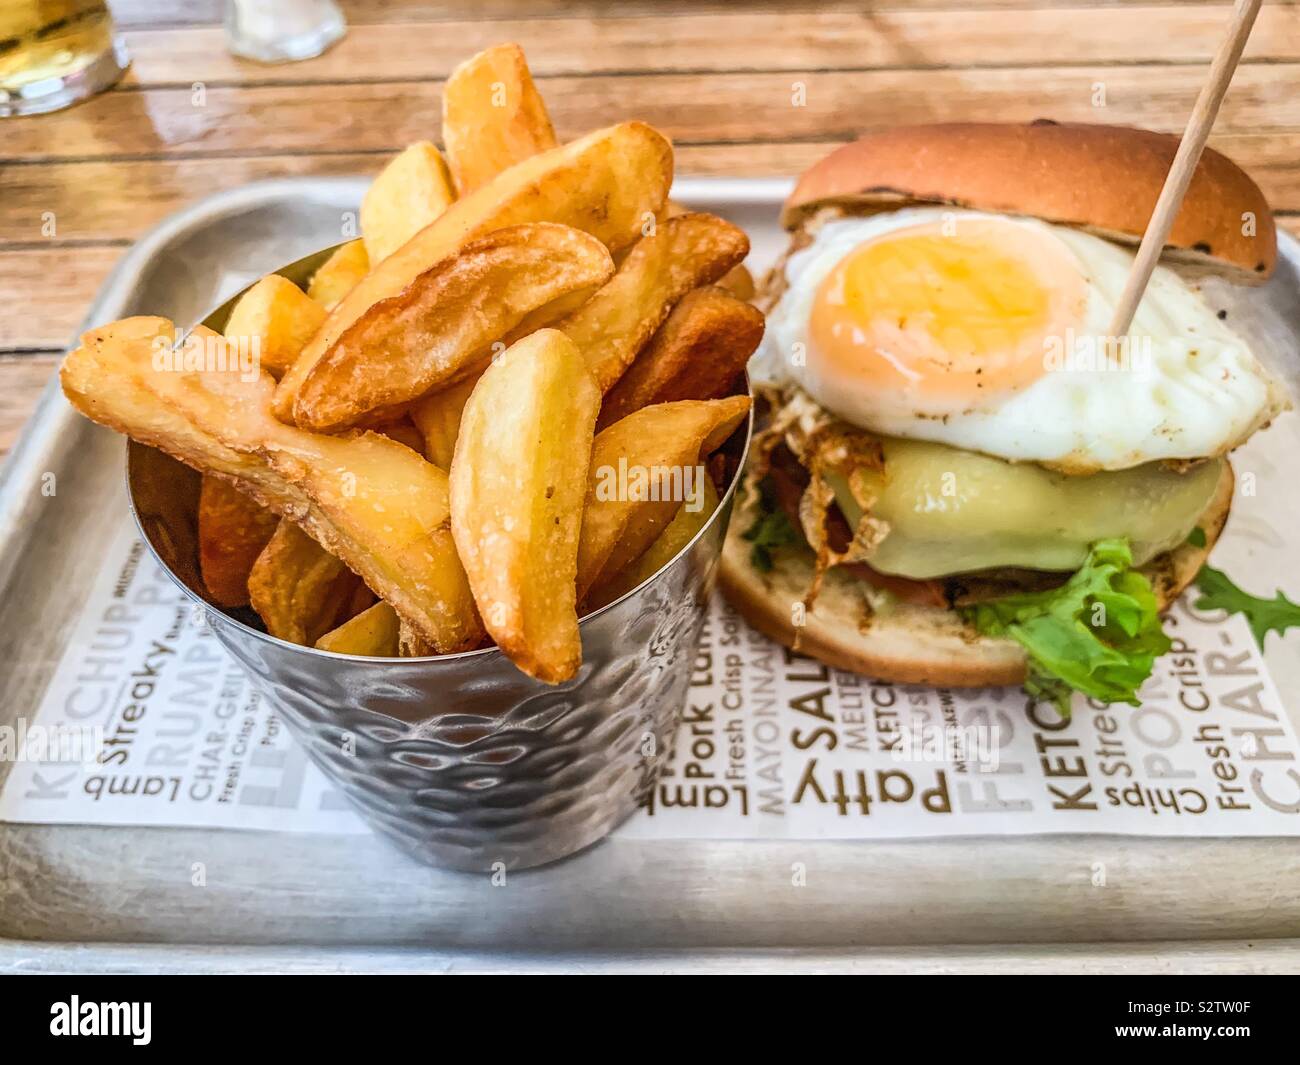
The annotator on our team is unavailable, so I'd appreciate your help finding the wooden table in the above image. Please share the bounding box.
[3,0,1299,457]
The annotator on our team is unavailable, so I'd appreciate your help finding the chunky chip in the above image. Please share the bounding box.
[315,601,401,657]
[197,476,280,607]
[361,141,457,265]
[587,474,721,610]
[249,519,363,645]
[398,618,438,658]
[410,375,476,471]
[656,200,754,298]
[716,263,756,302]
[61,318,483,653]
[597,286,764,430]
[273,121,673,421]
[577,396,750,597]
[450,329,600,683]
[554,212,750,391]
[307,240,370,310]
[442,42,558,195]
[222,274,326,379]
[292,223,614,431]
[374,415,426,454]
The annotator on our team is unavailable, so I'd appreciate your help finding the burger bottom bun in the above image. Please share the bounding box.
[717,461,1234,688]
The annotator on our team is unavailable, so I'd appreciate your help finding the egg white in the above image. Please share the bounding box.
[754,207,1289,472]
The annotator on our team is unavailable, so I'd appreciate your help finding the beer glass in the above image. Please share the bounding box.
[0,0,128,117]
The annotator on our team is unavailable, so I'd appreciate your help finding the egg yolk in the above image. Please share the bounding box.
[809,219,1087,414]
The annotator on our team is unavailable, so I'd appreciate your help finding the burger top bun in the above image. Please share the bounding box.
[782,121,1276,284]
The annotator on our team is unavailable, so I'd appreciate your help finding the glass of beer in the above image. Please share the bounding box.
[0,0,128,117]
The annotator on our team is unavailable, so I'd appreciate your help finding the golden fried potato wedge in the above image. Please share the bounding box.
[655,197,755,308]
[316,601,401,656]
[576,396,750,597]
[443,43,558,195]
[716,263,756,302]
[197,476,279,608]
[274,121,672,421]
[222,274,326,379]
[555,212,750,391]
[249,520,362,645]
[61,318,483,653]
[63,319,282,490]
[307,240,370,310]
[374,415,426,454]
[361,141,457,265]
[398,618,436,657]
[406,284,598,469]
[450,329,600,683]
[587,474,720,610]
[410,374,476,470]
[292,223,614,432]
[345,580,377,619]
[597,286,764,430]
[656,195,753,305]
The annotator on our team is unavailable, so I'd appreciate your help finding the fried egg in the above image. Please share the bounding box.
[755,207,1288,472]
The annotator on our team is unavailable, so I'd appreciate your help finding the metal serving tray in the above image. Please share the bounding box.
[2,177,1299,975]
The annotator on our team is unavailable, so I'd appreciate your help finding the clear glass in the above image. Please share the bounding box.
[224,0,345,64]
[0,0,129,117]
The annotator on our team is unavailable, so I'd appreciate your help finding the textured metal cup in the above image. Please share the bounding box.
[124,244,752,871]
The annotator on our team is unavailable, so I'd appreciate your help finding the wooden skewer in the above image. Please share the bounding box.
[1107,0,1263,340]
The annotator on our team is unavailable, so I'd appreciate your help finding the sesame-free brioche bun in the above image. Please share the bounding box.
[782,122,1276,284]
[717,463,1233,688]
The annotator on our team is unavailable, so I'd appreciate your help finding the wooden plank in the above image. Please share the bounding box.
[106,0,220,26]
[0,356,58,460]
[8,132,1300,246]
[0,142,820,244]
[105,0,1250,30]
[0,247,122,351]
[6,64,1300,164]
[0,153,381,245]
[116,7,1300,87]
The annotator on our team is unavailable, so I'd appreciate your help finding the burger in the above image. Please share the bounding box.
[720,121,1290,709]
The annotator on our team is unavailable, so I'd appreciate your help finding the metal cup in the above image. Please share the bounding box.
[125,243,752,871]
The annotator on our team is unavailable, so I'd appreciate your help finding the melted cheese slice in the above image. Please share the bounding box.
[830,438,1223,580]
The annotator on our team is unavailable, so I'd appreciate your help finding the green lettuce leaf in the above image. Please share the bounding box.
[961,539,1171,712]
[741,477,802,573]
[1193,566,1300,648]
